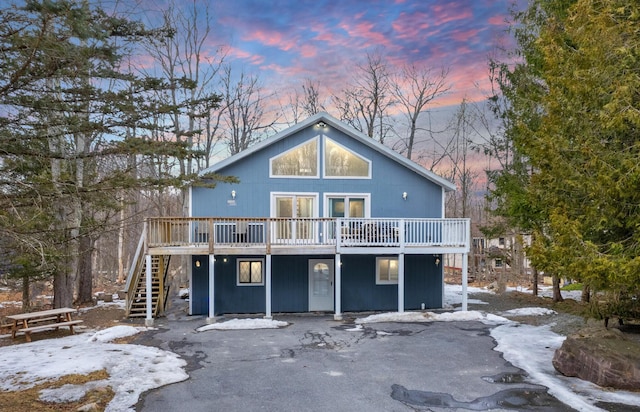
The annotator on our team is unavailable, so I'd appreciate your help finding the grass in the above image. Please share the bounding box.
[0,370,114,412]
[561,282,583,291]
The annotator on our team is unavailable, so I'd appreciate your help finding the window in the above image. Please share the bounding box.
[376,257,398,285]
[327,196,367,218]
[324,137,370,178]
[270,137,319,177]
[272,193,317,240]
[495,258,503,268]
[498,237,505,246]
[237,259,264,286]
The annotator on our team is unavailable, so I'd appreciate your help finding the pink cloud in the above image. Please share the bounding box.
[243,29,298,52]
[431,3,473,25]
[227,46,265,66]
[299,44,317,59]
[488,15,508,26]
[451,28,480,42]
[392,12,430,39]
[338,20,395,50]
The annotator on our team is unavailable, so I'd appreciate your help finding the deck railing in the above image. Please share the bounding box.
[146,217,469,250]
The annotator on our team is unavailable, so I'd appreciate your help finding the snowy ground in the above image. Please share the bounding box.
[0,286,638,411]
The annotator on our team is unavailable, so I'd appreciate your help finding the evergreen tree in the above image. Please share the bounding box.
[491,0,640,298]
[0,0,229,307]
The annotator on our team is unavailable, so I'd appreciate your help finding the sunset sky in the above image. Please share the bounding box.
[139,0,520,108]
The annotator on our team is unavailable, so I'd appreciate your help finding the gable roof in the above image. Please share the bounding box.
[199,112,457,192]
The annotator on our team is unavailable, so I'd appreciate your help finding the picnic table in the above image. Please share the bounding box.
[6,308,83,342]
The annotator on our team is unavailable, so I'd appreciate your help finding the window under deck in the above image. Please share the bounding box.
[144,217,470,256]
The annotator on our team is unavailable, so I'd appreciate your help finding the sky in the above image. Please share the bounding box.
[136,0,520,109]
[1,286,639,411]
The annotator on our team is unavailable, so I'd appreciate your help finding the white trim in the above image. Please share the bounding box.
[265,255,272,319]
[145,255,153,325]
[208,255,215,320]
[334,254,342,320]
[462,252,468,311]
[398,253,405,313]
[375,256,399,285]
[236,258,265,286]
[322,136,372,179]
[323,193,371,218]
[269,135,320,179]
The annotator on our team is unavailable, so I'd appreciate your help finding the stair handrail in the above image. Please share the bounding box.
[125,223,147,315]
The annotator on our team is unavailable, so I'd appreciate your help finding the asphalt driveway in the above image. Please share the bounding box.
[133,312,572,412]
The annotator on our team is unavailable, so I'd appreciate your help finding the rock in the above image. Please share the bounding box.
[552,325,640,390]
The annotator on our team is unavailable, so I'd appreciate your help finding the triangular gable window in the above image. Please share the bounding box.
[324,137,371,178]
[270,137,319,178]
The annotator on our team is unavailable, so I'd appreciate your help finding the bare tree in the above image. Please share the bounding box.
[144,0,223,201]
[391,64,450,160]
[220,66,279,154]
[333,51,395,143]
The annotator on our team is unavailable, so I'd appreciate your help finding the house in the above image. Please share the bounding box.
[125,113,470,325]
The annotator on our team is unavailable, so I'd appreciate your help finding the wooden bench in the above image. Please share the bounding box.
[19,320,84,342]
[6,308,83,342]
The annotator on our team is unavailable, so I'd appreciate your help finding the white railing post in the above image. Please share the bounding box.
[145,254,153,326]
[398,253,405,313]
[265,254,272,319]
[207,254,216,323]
[334,253,342,320]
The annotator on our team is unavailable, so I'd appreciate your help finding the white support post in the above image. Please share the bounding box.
[207,254,216,323]
[461,252,468,311]
[145,255,153,326]
[398,253,405,313]
[265,254,272,319]
[334,254,342,320]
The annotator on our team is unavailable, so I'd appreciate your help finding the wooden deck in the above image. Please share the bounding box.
[143,217,470,255]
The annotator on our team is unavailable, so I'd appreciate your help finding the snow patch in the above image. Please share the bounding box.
[197,318,288,331]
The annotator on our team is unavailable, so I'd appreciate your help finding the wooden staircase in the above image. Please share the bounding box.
[125,229,171,319]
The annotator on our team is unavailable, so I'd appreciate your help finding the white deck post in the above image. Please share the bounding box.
[398,253,405,313]
[461,252,468,311]
[334,254,342,320]
[207,254,216,323]
[145,254,153,326]
[265,254,272,319]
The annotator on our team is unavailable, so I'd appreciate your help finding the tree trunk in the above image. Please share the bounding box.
[21,276,31,311]
[581,284,590,303]
[76,234,94,305]
[552,274,564,302]
[117,200,126,284]
[53,270,74,308]
[532,267,539,296]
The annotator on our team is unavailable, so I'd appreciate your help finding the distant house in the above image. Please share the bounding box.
[125,113,470,324]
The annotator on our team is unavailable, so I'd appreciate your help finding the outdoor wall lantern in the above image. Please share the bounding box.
[231,190,236,200]
[195,260,201,268]
[434,256,440,267]
[402,191,408,200]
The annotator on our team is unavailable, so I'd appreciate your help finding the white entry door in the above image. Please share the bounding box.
[308,259,334,311]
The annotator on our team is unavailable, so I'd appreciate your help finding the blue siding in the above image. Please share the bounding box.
[191,257,209,315]
[191,255,265,316]
[192,125,443,219]
[341,255,397,312]
[272,255,313,312]
[192,254,443,315]
[405,255,443,309]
